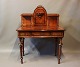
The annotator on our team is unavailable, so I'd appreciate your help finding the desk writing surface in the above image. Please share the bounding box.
[17,26,64,31]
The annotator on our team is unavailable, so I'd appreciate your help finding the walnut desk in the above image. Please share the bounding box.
[16,5,65,64]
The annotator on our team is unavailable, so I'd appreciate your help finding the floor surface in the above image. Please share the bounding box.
[0,50,80,67]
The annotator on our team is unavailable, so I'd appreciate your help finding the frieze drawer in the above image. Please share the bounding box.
[19,32,31,36]
[31,32,50,36]
[51,32,63,36]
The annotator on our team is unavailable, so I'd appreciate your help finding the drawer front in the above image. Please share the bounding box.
[31,32,50,36]
[51,32,63,36]
[19,32,31,36]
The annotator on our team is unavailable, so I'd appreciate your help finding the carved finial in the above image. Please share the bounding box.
[37,5,43,8]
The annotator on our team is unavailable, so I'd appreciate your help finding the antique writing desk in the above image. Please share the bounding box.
[17,5,64,64]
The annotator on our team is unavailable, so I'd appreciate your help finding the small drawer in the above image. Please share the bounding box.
[19,32,31,36]
[32,32,41,36]
[32,32,50,36]
[51,32,62,36]
[19,32,25,36]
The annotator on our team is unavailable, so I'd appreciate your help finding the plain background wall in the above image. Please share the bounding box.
[0,0,80,53]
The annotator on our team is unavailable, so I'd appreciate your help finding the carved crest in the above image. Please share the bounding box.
[33,5,47,26]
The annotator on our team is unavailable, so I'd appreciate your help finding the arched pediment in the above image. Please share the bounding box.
[33,5,47,26]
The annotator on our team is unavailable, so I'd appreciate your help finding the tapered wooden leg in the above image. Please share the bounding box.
[20,43,23,64]
[19,38,24,64]
[58,38,62,64]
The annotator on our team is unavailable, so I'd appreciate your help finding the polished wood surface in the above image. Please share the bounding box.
[21,13,59,29]
[17,5,64,64]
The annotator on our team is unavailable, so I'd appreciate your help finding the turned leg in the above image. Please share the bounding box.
[58,38,63,64]
[19,38,24,64]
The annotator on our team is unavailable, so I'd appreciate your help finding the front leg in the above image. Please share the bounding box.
[58,38,63,64]
[19,38,24,64]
